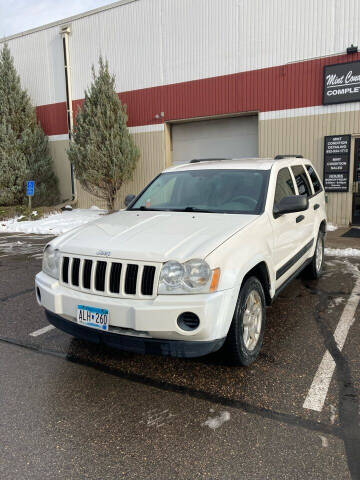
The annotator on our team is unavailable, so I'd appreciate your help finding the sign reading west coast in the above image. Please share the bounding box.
[323,60,360,105]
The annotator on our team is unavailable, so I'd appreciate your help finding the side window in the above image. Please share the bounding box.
[305,165,322,194]
[274,168,296,206]
[291,165,312,196]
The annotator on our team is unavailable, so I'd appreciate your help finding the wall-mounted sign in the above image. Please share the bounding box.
[323,61,360,105]
[323,135,351,192]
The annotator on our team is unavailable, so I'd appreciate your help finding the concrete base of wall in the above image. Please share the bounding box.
[48,138,72,203]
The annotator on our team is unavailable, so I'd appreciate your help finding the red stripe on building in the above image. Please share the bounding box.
[41,52,360,135]
[36,102,68,136]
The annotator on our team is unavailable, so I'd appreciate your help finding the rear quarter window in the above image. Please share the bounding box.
[305,165,322,194]
[291,165,312,197]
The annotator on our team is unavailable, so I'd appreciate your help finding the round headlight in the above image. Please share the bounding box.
[184,259,211,288]
[160,261,185,288]
[42,245,60,279]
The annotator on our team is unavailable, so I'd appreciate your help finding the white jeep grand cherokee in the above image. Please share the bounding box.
[35,156,326,365]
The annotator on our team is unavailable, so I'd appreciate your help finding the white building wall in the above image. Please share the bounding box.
[2,0,360,107]
[3,25,66,106]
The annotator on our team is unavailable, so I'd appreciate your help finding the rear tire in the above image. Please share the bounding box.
[224,276,266,366]
[303,231,324,280]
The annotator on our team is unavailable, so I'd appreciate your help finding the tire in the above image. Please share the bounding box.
[224,276,266,366]
[303,231,324,280]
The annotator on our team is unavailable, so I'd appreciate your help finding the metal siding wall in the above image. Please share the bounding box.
[3,0,360,110]
[3,26,66,106]
[67,0,360,96]
[2,0,360,222]
[69,0,163,100]
[76,130,165,209]
[259,110,360,226]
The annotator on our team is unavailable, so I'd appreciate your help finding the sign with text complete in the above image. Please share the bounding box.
[26,181,35,197]
[323,135,351,192]
[323,61,360,105]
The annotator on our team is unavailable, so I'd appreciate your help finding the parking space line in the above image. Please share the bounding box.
[29,325,55,337]
[303,278,360,412]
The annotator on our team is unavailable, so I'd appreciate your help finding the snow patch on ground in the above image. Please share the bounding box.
[326,223,338,232]
[325,247,360,257]
[202,411,230,430]
[326,258,360,280]
[0,207,106,235]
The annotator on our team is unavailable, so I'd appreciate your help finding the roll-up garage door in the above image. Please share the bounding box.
[171,115,258,165]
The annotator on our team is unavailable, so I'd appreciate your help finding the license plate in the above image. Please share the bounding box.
[77,305,109,331]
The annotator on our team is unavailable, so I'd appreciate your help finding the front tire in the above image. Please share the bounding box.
[224,276,266,366]
[303,231,324,280]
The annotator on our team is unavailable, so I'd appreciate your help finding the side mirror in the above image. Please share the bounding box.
[273,195,308,217]
[124,194,136,207]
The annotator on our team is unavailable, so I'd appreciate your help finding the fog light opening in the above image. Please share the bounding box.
[177,312,200,331]
[36,287,42,304]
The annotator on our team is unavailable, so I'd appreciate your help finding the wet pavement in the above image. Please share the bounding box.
[0,232,359,479]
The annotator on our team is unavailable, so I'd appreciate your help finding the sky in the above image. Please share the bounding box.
[0,0,116,37]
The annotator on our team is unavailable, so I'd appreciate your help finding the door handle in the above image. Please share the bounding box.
[296,215,305,223]
[314,204,320,210]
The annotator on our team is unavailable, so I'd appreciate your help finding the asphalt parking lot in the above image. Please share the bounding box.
[0,232,359,480]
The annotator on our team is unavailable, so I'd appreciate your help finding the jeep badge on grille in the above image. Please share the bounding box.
[96,250,111,256]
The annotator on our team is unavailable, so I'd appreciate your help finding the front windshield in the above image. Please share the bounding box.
[130,169,270,214]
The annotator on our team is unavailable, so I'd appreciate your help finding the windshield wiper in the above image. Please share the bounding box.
[175,207,214,213]
[133,206,166,211]
[132,206,214,213]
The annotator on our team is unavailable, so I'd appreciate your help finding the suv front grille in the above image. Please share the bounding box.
[60,255,159,298]
[95,261,107,292]
[71,258,80,286]
[109,262,122,293]
[83,259,93,289]
[141,266,156,295]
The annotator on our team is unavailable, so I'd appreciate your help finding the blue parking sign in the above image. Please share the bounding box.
[26,181,35,197]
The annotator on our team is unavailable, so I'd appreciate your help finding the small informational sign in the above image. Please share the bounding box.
[355,139,360,182]
[323,135,351,192]
[323,61,360,105]
[26,181,35,197]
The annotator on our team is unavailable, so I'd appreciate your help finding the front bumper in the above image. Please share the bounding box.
[45,310,225,358]
[35,271,237,347]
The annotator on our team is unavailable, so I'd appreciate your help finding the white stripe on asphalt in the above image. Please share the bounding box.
[303,278,360,412]
[29,325,55,337]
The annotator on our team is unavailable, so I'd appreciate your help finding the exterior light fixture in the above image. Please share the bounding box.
[346,44,358,54]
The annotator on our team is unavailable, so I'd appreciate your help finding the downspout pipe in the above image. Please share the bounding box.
[60,25,77,203]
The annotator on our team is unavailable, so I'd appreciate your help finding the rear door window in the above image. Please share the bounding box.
[291,165,312,196]
[305,165,322,194]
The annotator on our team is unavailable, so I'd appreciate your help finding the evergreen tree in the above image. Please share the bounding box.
[0,43,59,206]
[0,121,28,205]
[68,56,140,212]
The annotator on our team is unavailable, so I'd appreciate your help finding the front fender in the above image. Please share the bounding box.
[205,215,275,296]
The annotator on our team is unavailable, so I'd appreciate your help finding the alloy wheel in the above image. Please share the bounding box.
[242,290,262,351]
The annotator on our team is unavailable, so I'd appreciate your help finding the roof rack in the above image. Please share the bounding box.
[190,158,230,163]
[274,154,303,159]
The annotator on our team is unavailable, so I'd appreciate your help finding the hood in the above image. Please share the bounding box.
[54,210,257,263]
